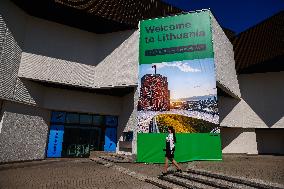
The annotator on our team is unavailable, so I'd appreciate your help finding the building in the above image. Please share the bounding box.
[0,0,283,163]
[139,74,170,111]
[219,11,284,154]
[0,0,181,162]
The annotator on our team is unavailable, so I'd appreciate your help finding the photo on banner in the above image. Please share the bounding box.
[138,11,219,134]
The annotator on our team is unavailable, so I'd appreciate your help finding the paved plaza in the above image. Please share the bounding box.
[0,159,158,189]
[0,155,283,189]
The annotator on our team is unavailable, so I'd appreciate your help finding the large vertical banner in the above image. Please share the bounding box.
[137,11,221,163]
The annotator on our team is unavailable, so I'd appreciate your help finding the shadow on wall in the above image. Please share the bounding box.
[23,15,135,66]
[221,127,242,150]
[239,72,284,128]
[218,96,241,124]
[1,0,136,67]
[1,100,49,120]
[117,88,136,152]
[117,91,135,137]
[256,128,284,155]
[0,1,27,50]
[13,78,45,106]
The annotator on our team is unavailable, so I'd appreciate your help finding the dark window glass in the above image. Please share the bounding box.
[51,111,66,123]
[123,131,133,141]
[93,115,104,126]
[65,113,79,124]
[105,116,118,127]
[80,114,92,125]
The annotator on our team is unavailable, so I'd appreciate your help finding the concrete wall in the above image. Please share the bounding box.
[23,16,98,66]
[210,13,241,99]
[18,14,138,89]
[239,72,284,128]
[219,96,242,128]
[221,127,258,154]
[220,72,284,154]
[0,0,27,49]
[0,1,23,101]
[0,0,137,103]
[117,88,138,154]
[256,129,284,154]
[219,71,284,129]
[42,87,122,115]
[0,101,50,163]
[221,127,284,154]
[19,30,138,89]
[0,1,47,106]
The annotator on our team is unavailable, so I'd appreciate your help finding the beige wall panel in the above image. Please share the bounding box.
[117,88,138,154]
[0,101,50,162]
[210,13,241,98]
[42,87,122,115]
[0,0,27,48]
[240,72,284,128]
[219,72,284,129]
[91,30,138,88]
[219,96,243,127]
[19,52,96,88]
[19,15,138,89]
[221,127,258,154]
[23,16,99,66]
[256,129,284,154]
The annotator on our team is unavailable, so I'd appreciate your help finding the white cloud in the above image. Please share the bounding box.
[153,61,201,73]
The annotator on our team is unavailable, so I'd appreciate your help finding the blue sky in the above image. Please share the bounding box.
[139,58,217,100]
[162,0,284,34]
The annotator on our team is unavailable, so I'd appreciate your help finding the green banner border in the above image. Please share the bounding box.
[136,133,222,163]
[139,11,213,64]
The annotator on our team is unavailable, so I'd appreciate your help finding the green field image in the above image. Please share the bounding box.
[155,114,218,133]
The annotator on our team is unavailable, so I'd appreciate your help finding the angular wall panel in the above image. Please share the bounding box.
[0,101,50,163]
[0,17,21,100]
[210,13,241,99]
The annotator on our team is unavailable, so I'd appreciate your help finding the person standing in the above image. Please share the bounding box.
[162,126,182,175]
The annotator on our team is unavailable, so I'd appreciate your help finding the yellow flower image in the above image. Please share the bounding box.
[155,114,218,133]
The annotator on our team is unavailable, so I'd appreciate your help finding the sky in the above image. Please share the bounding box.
[138,58,217,100]
[162,0,284,34]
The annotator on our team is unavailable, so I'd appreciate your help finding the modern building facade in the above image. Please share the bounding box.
[219,11,284,154]
[0,0,283,163]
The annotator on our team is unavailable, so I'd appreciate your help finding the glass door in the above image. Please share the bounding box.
[62,127,101,157]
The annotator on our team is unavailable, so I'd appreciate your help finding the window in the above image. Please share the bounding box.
[80,114,92,125]
[105,116,118,127]
[93,115,104,126]
[51,111,66,123]
[65,113,79,124]
[123,131,133,141]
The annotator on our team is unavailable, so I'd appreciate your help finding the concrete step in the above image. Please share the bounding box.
[146,177,186,189]
[186,168,284,189]
[174,172,255,189]
[89,151,116,158]
[159,174,216,189]
[90,151,135,163]
[90,157,113,167]
[99,155,134,163]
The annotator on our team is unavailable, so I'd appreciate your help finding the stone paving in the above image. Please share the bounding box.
[0,154,283,189]
[0,159,159,189]
[119,154,284,185]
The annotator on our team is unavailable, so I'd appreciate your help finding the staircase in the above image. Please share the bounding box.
[152,169,284,189]
[90,153,284,189]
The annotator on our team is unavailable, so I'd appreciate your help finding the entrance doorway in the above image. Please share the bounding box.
[62,127,102,157]
[47,111,118,158]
